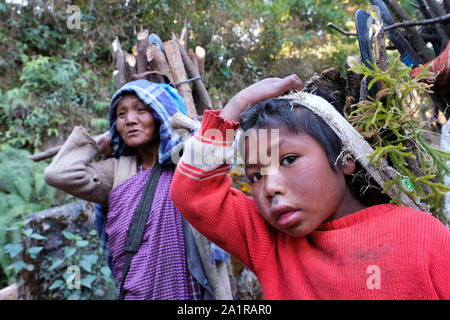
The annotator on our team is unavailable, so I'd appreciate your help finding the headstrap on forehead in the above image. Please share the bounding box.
[281,91,426,211]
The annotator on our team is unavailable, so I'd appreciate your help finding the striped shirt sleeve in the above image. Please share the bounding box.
[170,110,273,271]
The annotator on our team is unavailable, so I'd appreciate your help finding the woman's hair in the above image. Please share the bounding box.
[238,96,391,207]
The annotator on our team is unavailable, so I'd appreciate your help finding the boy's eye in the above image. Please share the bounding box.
[248,172,262,184]
[281,155,298,166]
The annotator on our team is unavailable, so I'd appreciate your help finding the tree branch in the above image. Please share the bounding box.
[384,13,450,31]
[327,23,357,36]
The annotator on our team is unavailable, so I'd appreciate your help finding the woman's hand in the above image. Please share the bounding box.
[220,74,303,122]
[94,131,113,157]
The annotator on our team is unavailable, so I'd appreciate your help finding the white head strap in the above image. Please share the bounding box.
[281,91,426,211]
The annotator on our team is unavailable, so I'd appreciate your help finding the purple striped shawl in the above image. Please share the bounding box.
[106,166,191,300]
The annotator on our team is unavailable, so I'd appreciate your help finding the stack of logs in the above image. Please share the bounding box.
[112,25,211,118]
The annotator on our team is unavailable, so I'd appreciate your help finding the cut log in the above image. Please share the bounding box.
[125,52,137,78]
[112,37,128,88]
[164,40,197,117]
[174,37,212,113]
[303,67,347,114]
[137,29,150,74]
[188,48,200,74]
[195,46,206,77]
[113,70,121,90]
[146,44,174,83]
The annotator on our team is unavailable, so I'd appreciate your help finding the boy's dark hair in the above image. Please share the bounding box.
[238,97,391,207]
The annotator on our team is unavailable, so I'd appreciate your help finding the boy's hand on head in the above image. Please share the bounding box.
[220,74,303,122]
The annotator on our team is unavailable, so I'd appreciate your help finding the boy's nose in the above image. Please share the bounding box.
[263,170,286,199]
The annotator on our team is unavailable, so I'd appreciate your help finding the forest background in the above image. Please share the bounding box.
[0,0,422,297]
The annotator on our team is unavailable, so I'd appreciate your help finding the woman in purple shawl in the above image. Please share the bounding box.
[44,80,232,300]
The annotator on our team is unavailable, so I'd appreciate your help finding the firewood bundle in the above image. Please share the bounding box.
[112,25,211,118]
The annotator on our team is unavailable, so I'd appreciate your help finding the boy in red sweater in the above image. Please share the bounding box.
[170,75,450,299]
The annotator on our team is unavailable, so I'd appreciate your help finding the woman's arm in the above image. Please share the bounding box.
[44,126,115,206]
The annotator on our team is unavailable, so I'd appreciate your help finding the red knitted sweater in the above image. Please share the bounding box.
[170,110,450,299]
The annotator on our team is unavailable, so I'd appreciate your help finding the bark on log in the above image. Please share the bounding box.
[374,27,389,72]
[383,0,434,63]
[195,46,206,77]
[303,67,347,114]
[146,44,174,83]
[164,40,197,117]
[125,52,137,78]
[113,70,121,90]
[174,37,212,113]
[112,37,128,88]
[345,55,364,106]
[188,48,200,73]
[137,29,150,74]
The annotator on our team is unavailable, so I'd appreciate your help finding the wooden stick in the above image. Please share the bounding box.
[174,37,212,113]
[28,145,63,162]
[384,13,450,31]
[112,37,128,87]
[180,19,188,51]
[137,29,149,74]
[327,23,357,36]
[383,0,434,62]
[28,132,108,162]
[164,40,197,117]
[425,0,450,37]
[424,0,450,47]
[146,44,174,83]
[195,46,206,77]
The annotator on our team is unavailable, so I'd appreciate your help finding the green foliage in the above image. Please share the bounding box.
[348,60,450,224]
[0,55,111,151]
[0,144,59,281]
[3,220,116,300]
[39,229,116,300]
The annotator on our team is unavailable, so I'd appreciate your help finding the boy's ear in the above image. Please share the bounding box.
[341,158,356,176]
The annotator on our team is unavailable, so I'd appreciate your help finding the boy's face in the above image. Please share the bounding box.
[244,126,360,237]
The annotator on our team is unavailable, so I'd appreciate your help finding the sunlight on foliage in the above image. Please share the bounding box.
[348,60,450,224]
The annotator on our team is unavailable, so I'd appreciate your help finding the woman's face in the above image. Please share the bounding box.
[115,95,158,148]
